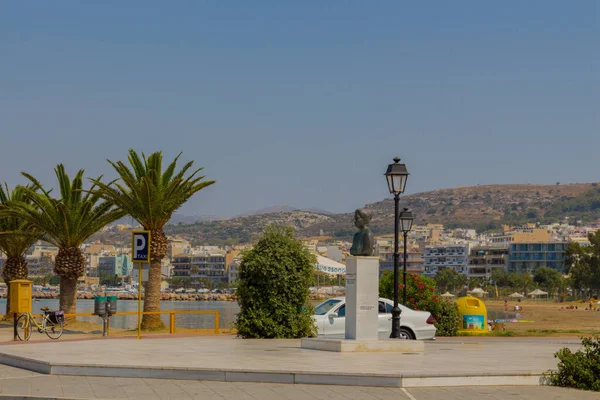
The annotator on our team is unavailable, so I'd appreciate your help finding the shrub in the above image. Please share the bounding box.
[433,299,459,336]
[379,272,459,336]
[546,336,600,391]
[235,225,317,338]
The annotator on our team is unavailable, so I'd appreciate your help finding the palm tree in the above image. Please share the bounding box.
[0,165,125,319]
[0,184,42,317]
[91,150,215,329]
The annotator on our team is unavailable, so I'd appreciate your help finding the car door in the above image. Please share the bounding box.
[378,301,392,334]
[323,304,346,335]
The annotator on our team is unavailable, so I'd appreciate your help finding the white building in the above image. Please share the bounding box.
[228,259,240,285]
[423,244,469,277]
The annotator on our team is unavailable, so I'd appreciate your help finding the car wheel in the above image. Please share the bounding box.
[399,328,415,340]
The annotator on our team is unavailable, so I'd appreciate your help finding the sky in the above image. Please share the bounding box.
[0,1,598,217]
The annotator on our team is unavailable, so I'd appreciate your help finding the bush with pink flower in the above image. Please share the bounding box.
[379,272,459,336]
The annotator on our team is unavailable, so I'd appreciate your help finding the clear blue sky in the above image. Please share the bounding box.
[1,2,598,217]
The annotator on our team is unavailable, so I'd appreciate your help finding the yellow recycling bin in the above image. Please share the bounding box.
[9,280,32,314]
[456,296,487,333]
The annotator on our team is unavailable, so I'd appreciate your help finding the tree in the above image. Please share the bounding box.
[235,226,316,338]
[0,184,42,316]
[516,271,534,295]
[92,150,215,330]
[565,232,600,298]
[434,268,466,294]
[533,267,562,293]
[0,166,124,318]
[491,269,511,287]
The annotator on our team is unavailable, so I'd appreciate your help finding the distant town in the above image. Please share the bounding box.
[1,217,595,294]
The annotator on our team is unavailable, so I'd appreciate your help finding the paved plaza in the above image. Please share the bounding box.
[0,364,596,400]
[0,336,583,388]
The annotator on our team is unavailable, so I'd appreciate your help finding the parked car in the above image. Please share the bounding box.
[313,297,436,340]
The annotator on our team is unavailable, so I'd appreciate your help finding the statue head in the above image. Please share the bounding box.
[354,208,372,230]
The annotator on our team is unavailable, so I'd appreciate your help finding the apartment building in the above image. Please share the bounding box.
[171,252,227,283]
[379,251,425,276]
[98,254,132,277]
[168,238,191,259]
[508,242,567,273]
[374,236,424,276]
[423,244,469,277]
[27,255,55,276]
[467,245,509,277]
[228,258,240,285]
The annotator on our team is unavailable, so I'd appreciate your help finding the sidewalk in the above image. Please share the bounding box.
[0,365,597,400]
[0,336,582,388]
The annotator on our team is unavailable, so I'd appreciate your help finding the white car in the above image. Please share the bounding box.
[313,297,437,340]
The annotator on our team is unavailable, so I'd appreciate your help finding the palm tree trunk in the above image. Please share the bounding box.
[54,247,86,323]
[59,276,78,320]
[141,228,168,330]
[141,261,164,330]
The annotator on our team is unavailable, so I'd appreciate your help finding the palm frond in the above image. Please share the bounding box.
[91,149,215,230]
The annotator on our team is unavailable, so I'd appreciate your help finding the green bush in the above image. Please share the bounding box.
[379,272,459,336]
[433,299,459,336]
[546,336,600,391]
[235,225,317,338]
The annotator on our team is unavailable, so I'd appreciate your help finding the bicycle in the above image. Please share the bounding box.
[16,306,64,341]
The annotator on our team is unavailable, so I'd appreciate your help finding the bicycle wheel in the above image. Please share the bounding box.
[43,316,63,340]
[16,314,32,341]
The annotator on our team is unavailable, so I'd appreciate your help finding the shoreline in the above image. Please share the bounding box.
[18,292,238,302]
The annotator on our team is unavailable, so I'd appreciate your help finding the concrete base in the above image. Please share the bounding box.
[0,336,575,388]
[301,338,425,353]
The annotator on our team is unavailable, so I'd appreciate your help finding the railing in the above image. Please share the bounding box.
[28,310,220,335]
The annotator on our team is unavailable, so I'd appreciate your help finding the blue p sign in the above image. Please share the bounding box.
[132,231,151,262]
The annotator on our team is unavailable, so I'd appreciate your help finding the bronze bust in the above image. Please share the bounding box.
[349,208,374,256]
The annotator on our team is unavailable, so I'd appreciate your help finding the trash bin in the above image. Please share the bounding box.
[94,296,107,316]
[456,296,488,333]
[107,296,117,316]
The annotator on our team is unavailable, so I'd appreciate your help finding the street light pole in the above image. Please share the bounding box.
[398,208,414,308]
[403,230,408,305]
[391,192,401,338]
[384,157,409,340]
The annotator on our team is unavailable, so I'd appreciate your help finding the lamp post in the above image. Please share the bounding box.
[384,157,409,339]
[399,208,414,305]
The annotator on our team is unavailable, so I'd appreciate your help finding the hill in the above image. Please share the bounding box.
[164,183,600,243]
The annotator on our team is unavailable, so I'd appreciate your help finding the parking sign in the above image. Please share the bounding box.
[132,231,151,262]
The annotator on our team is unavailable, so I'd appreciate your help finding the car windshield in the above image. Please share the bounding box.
[314,299,342,315]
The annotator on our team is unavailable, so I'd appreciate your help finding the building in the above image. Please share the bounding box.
[27,256,55,276]
[374,235,424,275]
[324,246,343,262]
[423,244,469,277]
[228,259,240,285]
[508,242,567,273]
[379,251,424,276]
[467,245,509,277]
[171,252,228,283]
[98,255,132,277]
[168,238,191,259]
[489,227,551,245]
[26,241,59,258]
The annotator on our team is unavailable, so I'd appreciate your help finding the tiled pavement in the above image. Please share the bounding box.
[0,365,597,400]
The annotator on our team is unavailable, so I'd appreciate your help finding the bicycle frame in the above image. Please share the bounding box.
[21,312,51,334]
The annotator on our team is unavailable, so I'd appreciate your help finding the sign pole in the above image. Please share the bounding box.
[132,230,150,341]
[137,262,142,339]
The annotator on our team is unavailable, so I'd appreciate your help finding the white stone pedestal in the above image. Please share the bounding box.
[345,256,380,340]
[301,256,425,353]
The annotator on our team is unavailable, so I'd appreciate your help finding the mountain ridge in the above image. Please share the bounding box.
[162,182,600,244]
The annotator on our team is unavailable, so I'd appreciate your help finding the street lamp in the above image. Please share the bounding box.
[384,157,409,339]
[399,208,414,305]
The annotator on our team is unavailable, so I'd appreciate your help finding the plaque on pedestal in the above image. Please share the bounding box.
[345,256,379,341]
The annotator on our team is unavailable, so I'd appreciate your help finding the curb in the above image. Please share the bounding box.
[0,352,548,388]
